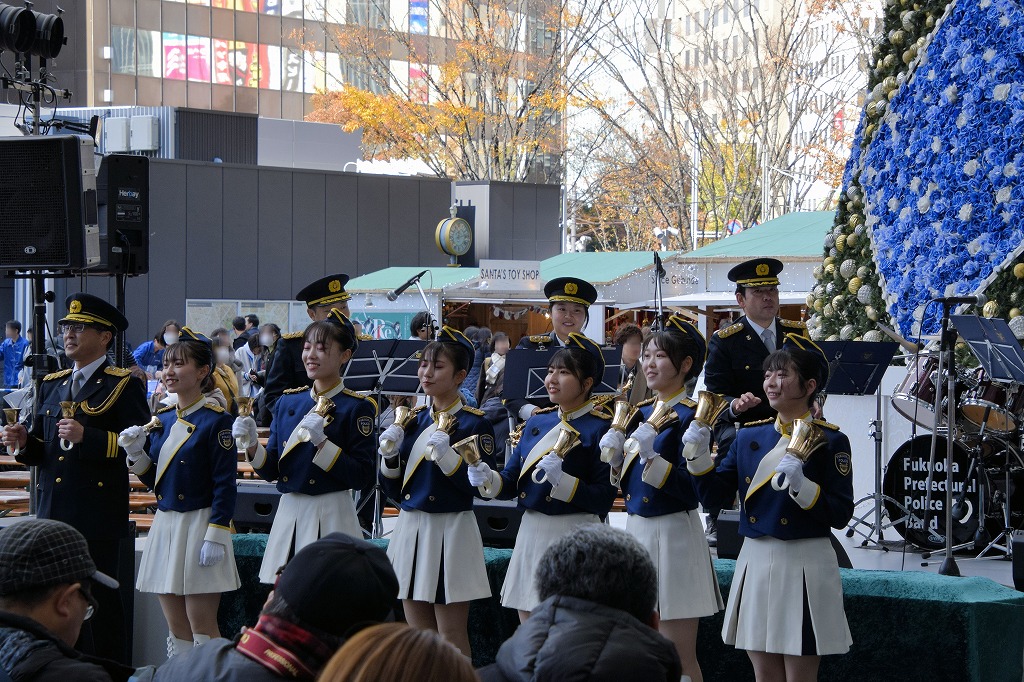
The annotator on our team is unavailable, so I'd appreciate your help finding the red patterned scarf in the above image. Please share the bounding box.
[235,614,334,680]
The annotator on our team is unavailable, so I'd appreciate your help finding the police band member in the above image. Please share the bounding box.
[2,293,150,663]
[470,334,617,622]
[686,335,853,681]
[235,310,377,584]
[260,273,352,423]
[600,316,722,681]
[121,328,240,656]
[699,257,808,545]
[378,327,497,657]
[503,277,599,422]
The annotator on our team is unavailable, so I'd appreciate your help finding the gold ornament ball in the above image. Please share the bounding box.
[814,299,825,313]
[1013,263,1024,279]
[983,301,999,318]
[866,306,879,321]
[806,293,816,308]
[846,232,859,246]
[1009,308,1021,319]
[848,277,862,294]
[836,234,846,252]
[825,263,836,276]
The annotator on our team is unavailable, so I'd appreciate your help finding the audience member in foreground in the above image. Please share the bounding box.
[154,533,399,682]
[318,623,478,682]
[477,525,682,682]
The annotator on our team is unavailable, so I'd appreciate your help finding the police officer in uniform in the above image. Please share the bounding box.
[2,293,150,663]
[503,276,599,422]
[699,258,808,544]
[259,273,352,424]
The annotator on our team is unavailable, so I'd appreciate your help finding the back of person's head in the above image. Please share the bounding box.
[464,325,480,341]
[410,311,433,337]
[475,327,491,345]
[318,623,478,682]
[535,525,657,623]
[232,316,246,332]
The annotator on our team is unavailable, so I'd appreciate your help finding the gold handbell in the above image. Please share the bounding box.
[772,418,827,490]
[381,405,419,456]
[694,391,730,429]
[142,415,163,433]
[532,424,582,484]
[452,434,482,467]
[235,396,256,418]
[425,411,460,461]
[58,401,80,452]
[3,408,21,457]
[624,400,680,456]
[601,401,639,463]
[296,395,335,442]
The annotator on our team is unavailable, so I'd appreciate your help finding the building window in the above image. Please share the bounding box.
[111,26,136,75]
[347,0,389,29]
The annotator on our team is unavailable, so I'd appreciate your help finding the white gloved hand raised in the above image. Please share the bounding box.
[426,430,452,461]
[378,423,406,454]
[198,540,225,567]
[629,423,659,462]
[538,453,564,487]
[232,416,258,448]
[600,430,626,468]
[774,453,806,493]
[297,414,327,446]
[118,424,146,448]
[468,461,493,487]
[682,422,712,450]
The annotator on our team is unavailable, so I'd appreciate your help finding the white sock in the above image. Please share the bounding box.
[193,633,212,647]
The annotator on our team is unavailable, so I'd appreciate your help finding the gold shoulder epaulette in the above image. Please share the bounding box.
[590,406,611,419]
[716,322,744,338]
[104,366,133,377]
[43,369,72,381]
[536,406,558,414]
[780,318,807,329]
[529,335,551,343]
[812,418,840,431]
[284,386,309,394]
[508,421,526,449]
[593,394,614,406]
[343,388,378,414]
[282,331,303,340]
[156,405,175,414]
[461,405,485,416]
[740,418,774,428]
[412,405,429,415]
[357,333,373,341]
[680,397,697,408]
[636,396,657,408]
[205,403,226,413]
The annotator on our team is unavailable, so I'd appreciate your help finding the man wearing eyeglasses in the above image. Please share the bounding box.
[2,293,150,665]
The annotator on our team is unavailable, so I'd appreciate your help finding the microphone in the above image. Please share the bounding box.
[933,294,987,306]
[386,270,428,302]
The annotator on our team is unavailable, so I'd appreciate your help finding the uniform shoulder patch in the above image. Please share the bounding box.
[739,418,774,428]
[636,397,657,408]
[282,331,303,340]
[812,418,840,431]
[283,386,309,394]
[716,322,744,339]
[680,397,697,408]
[835,452,851,476]
[43,369,72,381]
[461,405,485,416]
[780,318,807,329]
[104,366,133,377]
[218,430,235,450]
[156,405,175,414]
[479,433,495,456]
[356,415,374,437]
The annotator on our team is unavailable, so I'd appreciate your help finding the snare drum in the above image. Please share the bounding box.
[960,370,1024,435]
[891,356,970,429]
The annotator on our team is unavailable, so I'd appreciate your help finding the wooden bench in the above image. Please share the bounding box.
[128,493,157,512]
[129,513,155,532]
[0,471,29,489]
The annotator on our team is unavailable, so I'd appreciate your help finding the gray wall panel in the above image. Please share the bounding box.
[221,167,261,300]
[257,169,294,299]
[325,174,359,275]
[292,172,328,284]
[356,176,390,272]
[185,165,224,298]
[388,178,419,266]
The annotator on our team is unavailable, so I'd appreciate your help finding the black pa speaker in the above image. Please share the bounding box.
[0,135,98,270]
[473,498,524,548]
[1012,530,1024,590]
[234,481,282,533]
[95,154,149,276]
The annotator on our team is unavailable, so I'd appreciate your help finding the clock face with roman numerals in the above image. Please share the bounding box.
[437,217,473,256]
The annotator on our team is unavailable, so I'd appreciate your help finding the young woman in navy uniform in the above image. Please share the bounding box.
[599,315,722,682]
[121,328,240,656]
[378,326,496,657]
[504,277,598,421]
[686,335,854,682]
[234,309,377,583]
[469,333,617,622]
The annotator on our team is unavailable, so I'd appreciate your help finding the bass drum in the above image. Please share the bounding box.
[883,436,980,549]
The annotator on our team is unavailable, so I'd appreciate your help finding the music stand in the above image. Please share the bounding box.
[950,315,1024,383]
[344,339,428,538]
[817,341,905,550]
[503,347,623,401]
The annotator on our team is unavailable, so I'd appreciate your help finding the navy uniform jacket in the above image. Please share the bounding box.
[691,418,854,540]
[380,400,497,513]
[615,393,701,517]
[252,382,376,495]
[704,317,807,426]
[130,400,237,546]
[19,362,150,541]
[502,332,563,419]
[488,401,617,517]
[259,333,304,421]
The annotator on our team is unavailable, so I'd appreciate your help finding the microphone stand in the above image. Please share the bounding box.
[933,302,962,576]
[653,252,666,329]
[411,278,439,340]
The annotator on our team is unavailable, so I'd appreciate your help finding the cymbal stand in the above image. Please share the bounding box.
[973,421,1017,560]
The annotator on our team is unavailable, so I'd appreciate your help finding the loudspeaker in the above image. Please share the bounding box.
[0,135,99,270]
[234,481,282,533]
[715,509,853,569]
[95,154,149,276]
[473,498,524,548]
[1012,530,1024,590]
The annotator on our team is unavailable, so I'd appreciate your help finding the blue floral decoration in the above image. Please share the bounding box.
[860,0,1024,337]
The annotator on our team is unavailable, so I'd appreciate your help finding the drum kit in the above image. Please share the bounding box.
[881,353,1024,556]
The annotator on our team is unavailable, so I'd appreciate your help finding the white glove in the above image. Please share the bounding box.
[123,437,146,460]
[378,423,406,452]
[199,540,225,567]
[682,422,712,450]
[298,414,327,446]
[538,453,564,488]
[600,430,626,454]
[629,423,659,462]
[118,425,145,448]
[426,430,451,460]
[468,461,493,487]
[233,416,258,447]
[775,454,806,493]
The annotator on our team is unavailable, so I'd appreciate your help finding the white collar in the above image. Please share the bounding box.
[559,399,594,422]
[310,380,346,401]
[745,317,774,338]
[176,395,206,419]
[431,397,464,418]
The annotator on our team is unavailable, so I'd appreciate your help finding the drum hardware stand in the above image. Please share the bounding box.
[972,425,1016,561]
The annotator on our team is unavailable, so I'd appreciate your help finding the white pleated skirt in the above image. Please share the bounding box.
[626,510,724,620]
[723,535,852,656]
[136,508,240,595]
[387,509,491,604]
[258,490,362,584]
[500,510,599,612]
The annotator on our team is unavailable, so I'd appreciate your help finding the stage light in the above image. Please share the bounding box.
[0,4,34,53]
[29,8,64,59]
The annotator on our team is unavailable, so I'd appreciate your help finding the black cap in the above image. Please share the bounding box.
[0,519,119,595]
[295,274,351,308]
[59,293,129,333]
[437,325,474,358]
[544,277,598,307]
[565,332,606,383]
[664,314,707,375]
[177,326,212,345]
[274,533,398,637]
[727,258,784,288]
[324,309,359,352]
[781,333,829,387]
